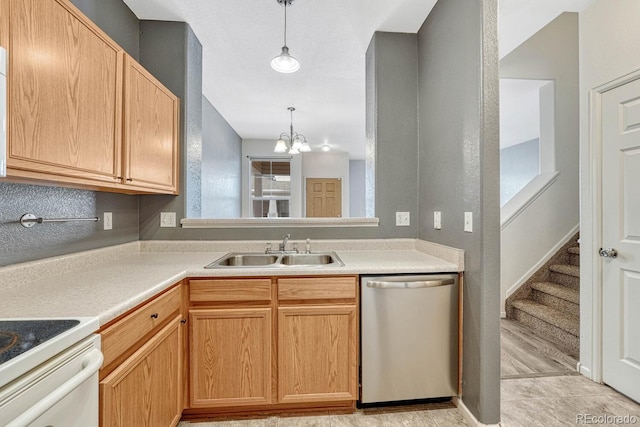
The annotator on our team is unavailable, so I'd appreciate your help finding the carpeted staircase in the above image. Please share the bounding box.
[506,233,580,356]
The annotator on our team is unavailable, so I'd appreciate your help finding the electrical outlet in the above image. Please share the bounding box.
[434,211,442,230]
[464,212,473,232]
[103,212,112,230]
[396,212,410,226]
[160,212,177,228]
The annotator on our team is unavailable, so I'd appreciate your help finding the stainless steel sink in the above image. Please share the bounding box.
[205,253,280,268]
[205,251,344,268]
[280,253,343,266]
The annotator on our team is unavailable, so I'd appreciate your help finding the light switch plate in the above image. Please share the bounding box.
[160,212,177,228]
[434,211,442,229]
[464,212,473,232]
[103,212,112,230]
[396,212,410,226]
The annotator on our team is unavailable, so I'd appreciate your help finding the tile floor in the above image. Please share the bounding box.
[178,377,640,426]
[178,406,468,426]
[501,375,640,426]
[179,320,640,426]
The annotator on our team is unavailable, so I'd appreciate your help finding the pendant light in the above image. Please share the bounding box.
[274,107,309,154]
[271,0,300,73]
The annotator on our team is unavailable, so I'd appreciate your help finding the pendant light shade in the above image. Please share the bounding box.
[271,0,300,73]
[274,139,288,153]
[271,47,300,73]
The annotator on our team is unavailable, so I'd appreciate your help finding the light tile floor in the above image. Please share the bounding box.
[178,406,468,426]
[179,375,640,427]
[501,375,640,426]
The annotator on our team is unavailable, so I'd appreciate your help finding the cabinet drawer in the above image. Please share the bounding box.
[101,285,181,368]
[278,277,357,301]
[190,279,272,303]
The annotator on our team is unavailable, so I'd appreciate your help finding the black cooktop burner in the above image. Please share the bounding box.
[0,319,80,364]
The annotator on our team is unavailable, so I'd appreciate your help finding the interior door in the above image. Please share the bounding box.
[601,76,640,402]
[305,178,342,217]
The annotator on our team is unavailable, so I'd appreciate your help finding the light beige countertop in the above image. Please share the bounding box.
[0,239,463,327]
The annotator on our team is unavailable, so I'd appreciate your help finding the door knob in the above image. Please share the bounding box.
[599,248,618,259]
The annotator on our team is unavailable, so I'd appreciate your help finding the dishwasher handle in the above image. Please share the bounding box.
[6,348,103,427]
[366,278,455,289]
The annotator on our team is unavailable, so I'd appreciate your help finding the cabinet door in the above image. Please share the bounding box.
[123,55,179,194]
[3,0,123,184]
[190,308,272,408]
[278,305,357,403]
[100,316,182,427]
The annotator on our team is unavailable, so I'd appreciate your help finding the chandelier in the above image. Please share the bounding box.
[274,107,310,154]
[271,0,300,73]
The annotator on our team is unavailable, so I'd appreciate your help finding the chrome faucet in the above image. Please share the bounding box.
[279,234,291,252]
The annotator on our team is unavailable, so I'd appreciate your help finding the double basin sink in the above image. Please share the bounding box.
[205,251,344,269]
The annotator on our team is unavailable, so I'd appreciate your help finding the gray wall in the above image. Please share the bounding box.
[136,21,203,238]
[500,139,540,205]
[202,96,242,218]
[349,160,366,217]
[0,184,138,266]
[367,32,419,237]
[0,0,141,266]
[71,0,140,60]
[416,0,500,423]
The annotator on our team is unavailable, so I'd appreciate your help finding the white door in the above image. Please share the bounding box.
[601,77,640,402]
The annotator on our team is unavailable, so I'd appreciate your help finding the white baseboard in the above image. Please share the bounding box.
[505,223,580,299]
[577,362,592,378]
[455,397,505,427]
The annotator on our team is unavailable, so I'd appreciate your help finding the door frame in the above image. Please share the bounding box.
[586,68,640,384]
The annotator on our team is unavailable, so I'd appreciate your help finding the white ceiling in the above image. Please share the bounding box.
[122,0,594,159]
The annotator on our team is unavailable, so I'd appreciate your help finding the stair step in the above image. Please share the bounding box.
[549,264,580,278]
[511,300,580,357]
[512,300,579,336]
[568,246,580,255]
[549,264,580,290]
[531,282,580,304]
[530,282,580,316]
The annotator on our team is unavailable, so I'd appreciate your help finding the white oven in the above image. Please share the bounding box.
[0,318,102,427]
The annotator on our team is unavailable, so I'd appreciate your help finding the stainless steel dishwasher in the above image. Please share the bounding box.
[360,274,459,404]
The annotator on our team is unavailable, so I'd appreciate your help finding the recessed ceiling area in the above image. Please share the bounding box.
[122,0,595,159]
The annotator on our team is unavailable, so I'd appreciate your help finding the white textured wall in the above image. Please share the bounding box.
[499,13,580,315]
[301,152,350,217]
[579,0,640,379]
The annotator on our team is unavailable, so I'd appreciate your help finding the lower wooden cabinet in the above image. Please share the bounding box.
[278,305,357,403]
[100,316,182,427]
[189,308,272,408]
[186,276,358,414]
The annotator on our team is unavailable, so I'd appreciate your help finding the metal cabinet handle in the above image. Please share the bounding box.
[180,319,187,324]
[599,248,618,259]
[150,313,159,319]
[366,279,455,289]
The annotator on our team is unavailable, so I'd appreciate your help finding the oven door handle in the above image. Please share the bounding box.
[366,279,455,289]
[6,348,103,427]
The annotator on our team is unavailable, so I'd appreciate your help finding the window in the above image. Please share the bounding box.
[249,158,291,218]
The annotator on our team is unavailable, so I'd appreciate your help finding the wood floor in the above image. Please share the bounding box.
[501,318,579,379]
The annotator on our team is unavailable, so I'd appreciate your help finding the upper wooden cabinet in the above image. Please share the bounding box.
[123,55,179,194]
[0,0,180,194]
[1,0,124,185]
